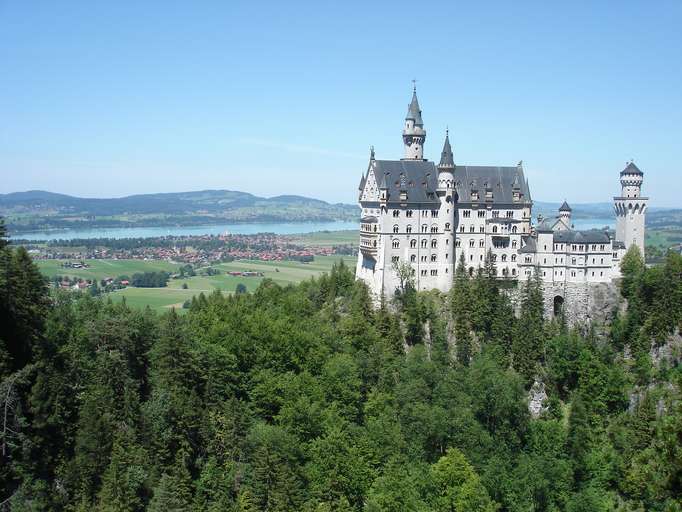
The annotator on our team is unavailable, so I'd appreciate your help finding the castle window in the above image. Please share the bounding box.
[511,254,516,262]
[600,258,604,264]
[463,210,471,218]
[421,269,427,276]
[459,226,465,233]
[493,226,498,233]
[469,226,475,233]
[456,240,461,247]
[421,255,427,262]
[501,254,507,262]
[512,268,516,276]
[512,226,517,233]
[406,225,412,233]
[479,226,485,233]
[479,240,484,247]
[512,240,517,248]
[392,240,400,249]
[431,239,437,248]
[431,254,437,262]
[469,240,475,247]
[422,224,428,233]
[392,256,399,263]
[445,223,451,231]
[506,211,514,218]
[406,210,413,217]
[421,239,427,248]
[393,225,399,234]
[410,239,417,248]
[411,254,416,262]
[469,255,473,261]
[422,210,429,217]
[478,211,485,218]
[430,269,438,276]
[492,210,500,218]
[393,210,400,217]
[431,210,439,218]
[431,226,438,233]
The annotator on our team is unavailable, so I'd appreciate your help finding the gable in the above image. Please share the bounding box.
[360,163,380,202]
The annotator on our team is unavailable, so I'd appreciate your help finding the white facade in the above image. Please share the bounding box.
[355,89,648,300]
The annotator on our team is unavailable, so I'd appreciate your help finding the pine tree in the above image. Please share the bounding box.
[512,267,545,383]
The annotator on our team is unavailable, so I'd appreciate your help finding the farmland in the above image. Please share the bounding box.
[37,255,356,311]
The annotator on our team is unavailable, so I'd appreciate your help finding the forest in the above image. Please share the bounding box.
[1,215,681,512]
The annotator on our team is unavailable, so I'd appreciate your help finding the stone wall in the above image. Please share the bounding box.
[507,281,620,328]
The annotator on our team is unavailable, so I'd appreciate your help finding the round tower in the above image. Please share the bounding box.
[437,129,454,191]
[614,161,648,256]
[402,85,426,160]
[558,200,572,226]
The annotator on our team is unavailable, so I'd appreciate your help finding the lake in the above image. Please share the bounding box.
[11,218,615,241]
[12,221,360,241]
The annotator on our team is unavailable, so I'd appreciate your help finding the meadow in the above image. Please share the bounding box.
[38,255,356,311]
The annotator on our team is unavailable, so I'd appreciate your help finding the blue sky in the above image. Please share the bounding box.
[1,1,680,206]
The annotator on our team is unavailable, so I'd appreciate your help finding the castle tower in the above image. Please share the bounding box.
[558,200,572,227]
[437,129,455,190]
[402,85,426,160]
[614,162,648,256]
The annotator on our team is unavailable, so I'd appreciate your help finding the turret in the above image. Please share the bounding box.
[437,130,454,191]
[558,200,572,226]
[614,161,648,256]
[402,85,426,160]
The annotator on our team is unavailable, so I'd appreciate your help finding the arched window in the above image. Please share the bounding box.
[455,240,461,247]
[479,240,484,248]
[421,224,428,233]
[421,239,427,248]
[511,254,517,262]
[406,225,412,233]
[512,240,517,249]
[392,239,400,249]
[431,239,437,248]
[431,225,438,233]
[492,225,498,233]
[410,239,417,248]
[501,254,507,262]
[512,226,517,233]
[445,222,451,230]
[469,240,475,247]
[410,254,416,262]
[393,225,399,234]
[393,210,400,217]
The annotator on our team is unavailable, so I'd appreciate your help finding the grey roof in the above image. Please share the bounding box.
[553,229,611,244]
[439,132,454,168]
[358,172,366,191]
[613,241,626,249]
[371,159,440,205]
[621,162,643,176]
[361,215,378,223]
[519,235,537,253]
[453,165,531,205]
[406,90,423,125]
[559,200,572,212]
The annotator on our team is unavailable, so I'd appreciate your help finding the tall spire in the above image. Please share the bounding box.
[402,83,426,160]
[406,87,423,126]
[438,129,454,168]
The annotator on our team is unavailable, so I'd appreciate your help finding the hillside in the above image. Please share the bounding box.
[0,190,360,233]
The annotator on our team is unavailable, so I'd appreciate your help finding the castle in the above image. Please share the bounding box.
[355,87,648,314]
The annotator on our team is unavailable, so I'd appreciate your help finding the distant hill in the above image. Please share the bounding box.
[0,190,360,233]
[2,190,680,235]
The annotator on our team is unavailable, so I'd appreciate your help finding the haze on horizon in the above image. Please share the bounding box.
[1,1,681,207]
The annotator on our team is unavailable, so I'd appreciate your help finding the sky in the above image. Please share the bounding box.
[1,1,681,206]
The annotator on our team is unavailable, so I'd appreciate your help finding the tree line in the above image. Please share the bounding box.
[1,215,680,511]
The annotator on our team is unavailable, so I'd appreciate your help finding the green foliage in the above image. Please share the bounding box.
[1,231,681,512]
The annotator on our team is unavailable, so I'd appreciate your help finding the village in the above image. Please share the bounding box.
[23,232,355,265]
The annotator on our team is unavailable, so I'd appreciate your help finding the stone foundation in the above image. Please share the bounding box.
[507,281,620,328]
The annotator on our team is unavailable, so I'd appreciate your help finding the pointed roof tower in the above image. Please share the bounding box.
[438,129,454,169]
[620,161,643,176]
[559,200,572,212]
[405,85,423,126]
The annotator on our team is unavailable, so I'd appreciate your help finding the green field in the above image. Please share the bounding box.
[39,256,356,312]
[292,230,356,246]
[37,259,182,280]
